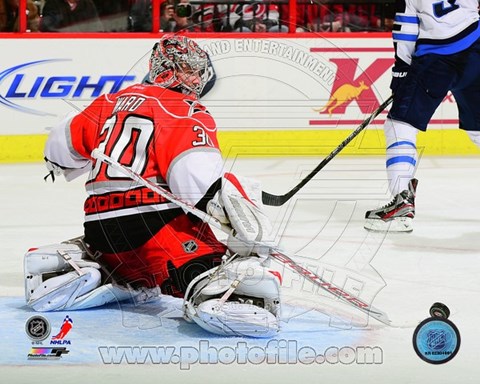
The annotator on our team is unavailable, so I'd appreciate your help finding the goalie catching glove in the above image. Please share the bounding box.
[207,173,273,256]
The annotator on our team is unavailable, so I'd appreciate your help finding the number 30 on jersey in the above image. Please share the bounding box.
[192,126,214,147]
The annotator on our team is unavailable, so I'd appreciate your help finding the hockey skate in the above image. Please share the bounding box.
[364,179,418,232]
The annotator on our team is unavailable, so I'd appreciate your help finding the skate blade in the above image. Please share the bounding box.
[364,217,413,233]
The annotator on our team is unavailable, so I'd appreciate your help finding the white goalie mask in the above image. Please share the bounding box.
[149,35,209,97]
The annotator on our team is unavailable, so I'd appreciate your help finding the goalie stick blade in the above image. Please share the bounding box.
[261,95,394,207]
[268,250,392,326]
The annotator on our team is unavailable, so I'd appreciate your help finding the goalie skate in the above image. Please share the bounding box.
[364,179,417,233]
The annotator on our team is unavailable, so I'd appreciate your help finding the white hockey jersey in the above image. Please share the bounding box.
[392,0,480,65]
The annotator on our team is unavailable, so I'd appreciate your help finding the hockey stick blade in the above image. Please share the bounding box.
[92,149,391,326]
[262,95,394,206]
[269,251,391,326]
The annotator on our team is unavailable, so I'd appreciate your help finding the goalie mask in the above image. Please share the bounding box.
[149,35,209,97]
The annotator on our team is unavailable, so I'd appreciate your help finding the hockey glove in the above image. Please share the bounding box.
[44,158,65,182]
[390,64,409,94]
[207,173,273,256]
[44,155,91,182]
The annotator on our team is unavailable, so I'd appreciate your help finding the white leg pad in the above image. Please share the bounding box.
[24,242,101,302]
[28,267,101,312]
[24,239,159,312]
[25,243,100,275]
[193,299,279,338]
[184,256,281,337]
[67,284,138,310]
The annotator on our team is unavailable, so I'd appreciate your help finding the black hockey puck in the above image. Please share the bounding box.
[429,302,450,319]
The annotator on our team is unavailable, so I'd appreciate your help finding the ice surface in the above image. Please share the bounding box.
[2,157,479,383]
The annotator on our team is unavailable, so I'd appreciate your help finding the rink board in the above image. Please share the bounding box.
[1,36,477,162]
[1,127,479,164]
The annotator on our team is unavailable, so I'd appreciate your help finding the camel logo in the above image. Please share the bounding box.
[314,81,370,116]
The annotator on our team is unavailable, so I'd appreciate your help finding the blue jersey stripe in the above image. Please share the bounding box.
[394,15,420,24]
[393,33,418,42]
[416,26,480,56]
[386,156,417,167]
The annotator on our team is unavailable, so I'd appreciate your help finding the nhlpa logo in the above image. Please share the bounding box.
[50,315,73,345]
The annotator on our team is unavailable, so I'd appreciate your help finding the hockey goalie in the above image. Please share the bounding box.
[24,35,281,338]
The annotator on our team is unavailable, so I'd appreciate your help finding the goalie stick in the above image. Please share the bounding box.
[261,95,394,206]
[91,149,391,326]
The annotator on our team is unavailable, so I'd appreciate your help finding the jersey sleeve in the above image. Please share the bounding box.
[156,104,223,205]
[167,149,224,205]
[44,95,110,181]
[68,95,107,160]
[44,112,91,172]
[392,0,419,66]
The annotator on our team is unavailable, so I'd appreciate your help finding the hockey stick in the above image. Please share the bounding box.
[91,149,391,326]
[262,95,394,206]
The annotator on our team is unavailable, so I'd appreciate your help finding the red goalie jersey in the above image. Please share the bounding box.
[45,83,227,294]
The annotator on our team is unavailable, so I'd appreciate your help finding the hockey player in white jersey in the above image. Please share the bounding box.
[365,0,480,232]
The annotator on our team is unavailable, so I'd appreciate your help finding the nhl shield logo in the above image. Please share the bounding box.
[182,240,198,253]
[25,315,51,341]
